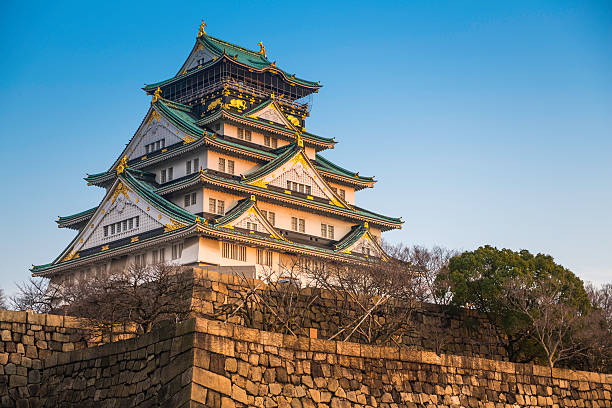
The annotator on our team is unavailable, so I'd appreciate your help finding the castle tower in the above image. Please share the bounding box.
[32,23,403,282]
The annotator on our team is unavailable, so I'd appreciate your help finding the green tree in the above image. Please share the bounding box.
[437,245,590,363]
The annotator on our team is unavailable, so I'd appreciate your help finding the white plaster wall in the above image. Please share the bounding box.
[205,150,259,176]
[169,189,204,214]
[202,188,357,240]
[126,113,189,160]
[144,150,206,184]
[221,123,291,152]
[327,182,356,205]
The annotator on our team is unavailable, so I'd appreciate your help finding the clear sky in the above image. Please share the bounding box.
[0,1,610,295]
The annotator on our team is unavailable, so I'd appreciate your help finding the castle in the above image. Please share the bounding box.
[32,22,402,284]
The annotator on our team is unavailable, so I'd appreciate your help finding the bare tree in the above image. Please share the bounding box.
[384,243,457,305]
[304,256,425,345]
[505,276,590,369]
[202,263,320,337]
[10,278,63,313]
[66,263,194,335]
[586,283,612,326]
[0,288,6,310]
[579,283,612,373]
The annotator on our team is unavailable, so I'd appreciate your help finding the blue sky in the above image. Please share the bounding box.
[0,1,610,294]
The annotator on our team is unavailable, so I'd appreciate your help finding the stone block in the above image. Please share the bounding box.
[192,367,232,396]
[260,331,283,348]
[233,326,259,343]
[336,342,360,357]
[232,384,248,404]
[9,374,27,387]
[45,314,64,327]
[221,396,235,408]
[191,382,208,404]
[0,330,11,342]
[0,310,27,323]
[26,312,46,326]
[310,338,335,354]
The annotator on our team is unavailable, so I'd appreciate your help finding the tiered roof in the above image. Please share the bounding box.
[34,167,387,275]
[86,98,373,190]
[143,33,321,92]
[33,25,402,276]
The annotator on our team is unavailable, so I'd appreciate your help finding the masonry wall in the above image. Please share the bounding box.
[191,268,508,360]
[0,310,134,408]
[38,317,612,407]
[190,318,612,408]
[40,319,195,408]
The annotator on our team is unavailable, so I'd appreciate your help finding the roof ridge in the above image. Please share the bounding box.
[122,169,197,224]
[203,34,268,60]
[315,153,374,181]
[241,142,300,182]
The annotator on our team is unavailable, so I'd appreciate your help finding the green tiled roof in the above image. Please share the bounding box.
[241,142,300,183]
[85,99,375,194]
[315,154,374,182]
[211,197,253,226]
[154,98,204,137]
[122,168,197,225]
[334,223,368,252]
[144,34,320,92]
[57,207,96,223]
[158,170,402,227]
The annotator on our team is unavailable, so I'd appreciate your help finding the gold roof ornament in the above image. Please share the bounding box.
[197,20,207,37]
[152,87,162,103]
[296,133,304,148]
[258,41,266,58]
[250,194,256,201]
[116,155,128,175]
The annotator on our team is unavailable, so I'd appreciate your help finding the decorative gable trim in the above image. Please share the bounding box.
[178,42,216,74]
[54,171,194,266]
[213,196,287,241]
[245,100,298,130]
[243,144,350,209]
[335,222,387,259]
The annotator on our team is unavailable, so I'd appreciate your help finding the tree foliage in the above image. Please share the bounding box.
[437,245,590,364]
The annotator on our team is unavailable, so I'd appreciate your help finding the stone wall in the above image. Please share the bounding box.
[40,319,195,408]
[190,268,508,360]
[0,310,99,407]
[0,310,134,407]
[38,316,612,407]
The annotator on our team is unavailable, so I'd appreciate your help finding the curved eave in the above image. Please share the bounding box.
[32,225,197,276]
[198,224,378,264]
[315,154,374,182]
[199,109,336,150]
[56,207,97,229]
[32,221,378,276]
[158,171,403,231]
[316,170,375,190]
[144,52,322,95]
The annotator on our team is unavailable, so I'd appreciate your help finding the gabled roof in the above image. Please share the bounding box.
[315,154,375,184]
[33,167,199,273]
[197,108,336,149]
[334,222,388,259]
[155,169,402,230]
[243,99,299,130]
[85,99,370,190]
[211,196,287,241]
[144,34,321,92]
[57,207,97,230]
[241,141,350,209]
[34,177,389,275]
